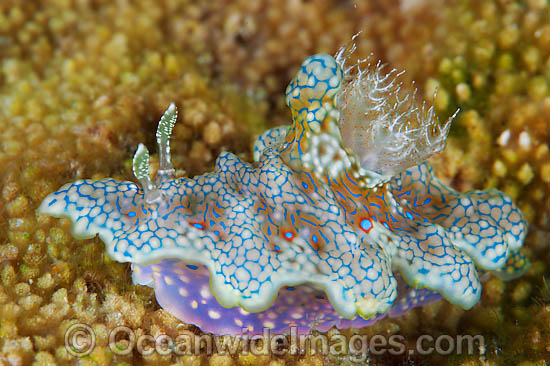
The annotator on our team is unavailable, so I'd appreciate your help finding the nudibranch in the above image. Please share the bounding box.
[39,53,530,335]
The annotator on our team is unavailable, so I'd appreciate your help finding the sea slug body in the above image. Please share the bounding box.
[38,53,529,335]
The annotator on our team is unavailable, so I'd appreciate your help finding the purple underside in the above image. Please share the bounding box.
[132,260,441,336]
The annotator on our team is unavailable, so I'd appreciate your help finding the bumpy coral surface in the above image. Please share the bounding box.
[39,54,529,336]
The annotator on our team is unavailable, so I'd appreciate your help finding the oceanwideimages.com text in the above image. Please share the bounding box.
[65,323,485,361]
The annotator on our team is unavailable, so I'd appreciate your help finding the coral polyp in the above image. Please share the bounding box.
[38,53,529,335]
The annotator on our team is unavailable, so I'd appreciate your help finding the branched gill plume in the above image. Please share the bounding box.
[335,45,456,177]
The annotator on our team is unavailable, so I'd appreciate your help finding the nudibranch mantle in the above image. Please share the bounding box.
[39,53,529,335]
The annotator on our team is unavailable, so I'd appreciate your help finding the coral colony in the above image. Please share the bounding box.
[38,52,529,335]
